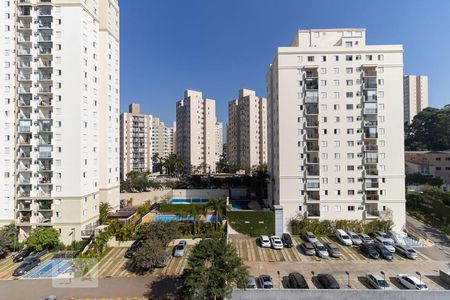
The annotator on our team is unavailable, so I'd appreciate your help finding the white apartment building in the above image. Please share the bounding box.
[176,90,217,173]
[266,29,406,234]
[120,103,174,179]
[215,122,223,163]
[403,75,428,124]
[0,0,120,244]
[227,89,267,169]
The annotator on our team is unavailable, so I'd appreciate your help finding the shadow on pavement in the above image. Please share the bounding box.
[145,275,181,300]
[388,276,404,289]
[425,275,450,290]
[357,276,373,289]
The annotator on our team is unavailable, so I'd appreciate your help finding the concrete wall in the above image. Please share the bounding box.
[231,290,450,300]
[120,190,171,206]
[170,189,229,199]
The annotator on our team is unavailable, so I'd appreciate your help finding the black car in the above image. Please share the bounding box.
[281,233,294,248]
[13,257,40,277]
[359,243,380,259]
[13,248,33,263]
[374,243,393,261]
[317,273,340,289]
[288,272,309,289]
[125,240,142,258]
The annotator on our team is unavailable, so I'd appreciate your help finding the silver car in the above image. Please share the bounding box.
[173,240,187,257]
[348,231,363,246]
[304,231,319,244]
[395,244,418,259]
[374,237,395,253]
[366,272,391,290]
[313,242,329,258]
[246,276,258,289]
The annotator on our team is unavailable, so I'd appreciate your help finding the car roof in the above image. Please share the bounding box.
[261,235,269,239]
[314,242,325,247]
[306,231,315,235]
[367,273,385,280]
[336,229,347,234]
[326,243,338,248]
[270,235,281,239]
[348,231,358,236]
[303,242,314,247]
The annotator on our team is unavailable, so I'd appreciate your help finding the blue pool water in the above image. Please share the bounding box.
[23,258,73,279]
[169,198,208,204]
[154,214,220,223]
[231,201,251,211]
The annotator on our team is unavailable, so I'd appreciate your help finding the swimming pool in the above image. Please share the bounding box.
[154,214,221,223]
[231,200,251,211]
[169,198,209,204]
[23,258,73,279]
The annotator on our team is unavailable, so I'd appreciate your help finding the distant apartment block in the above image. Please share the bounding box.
[0,0,120,244]
[215,122,224,163]
[405,151,450,186]
[403,75,428,124]
[120,103,174,179]
[227,89,267,169]
[266,29,406,234]
[176,90,217,173]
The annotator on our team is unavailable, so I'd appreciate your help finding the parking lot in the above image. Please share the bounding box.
[0,253,53,280]
[230,235,450,291]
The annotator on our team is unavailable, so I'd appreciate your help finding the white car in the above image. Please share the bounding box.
[259,235,271,248]
[396,274,428,290]
[303,231,319,244]
[335,229,352,246]
[375,231,395,245]
[366,273,391,290]
[348,231,363,246]
[270,236,283,250]
[313,242,329,258]
[395,244,418,260]
[374,237,396,253]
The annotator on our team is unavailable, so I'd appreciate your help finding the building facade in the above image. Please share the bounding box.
[266,29,406,233]
[403,75,428,124]
[227,89,267,169]
[176,90,217,173]
[0,0,120,244]
[405,151,450,185]
[215,122,223,163]
[120,103,174,179]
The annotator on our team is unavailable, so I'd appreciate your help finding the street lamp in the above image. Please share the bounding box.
[380,271,386,290]
[416,271,422,285]
[277,270,281,289]
[345,271,351,288]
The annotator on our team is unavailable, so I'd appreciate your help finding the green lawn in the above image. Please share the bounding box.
[159,203,205,214]
[227,211,275,237]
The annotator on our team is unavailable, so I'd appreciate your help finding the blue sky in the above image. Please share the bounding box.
[120,0,450,125]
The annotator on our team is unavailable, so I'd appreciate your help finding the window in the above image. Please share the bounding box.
[348,206,355,211]
[334,55,339,61]
[297,56,303,63]
[307,56,314,62]
[346,67,353,74]
[345,41,352,47]
[347,178,355,183]
[334,92,340,99]
[321,56,326,62]
[346,116,354,122]
[378,54,384,61]
[346,104,353,110]
[320,80,327,86]
[334,80,340,86]
[333,67,339,74]
[346,92,353,98]
[355,55,361,60]
[320,68,327,74]
[346,80,353,86]
[345,55,353,61]
[348,190,355,195]
[366,55,373,61]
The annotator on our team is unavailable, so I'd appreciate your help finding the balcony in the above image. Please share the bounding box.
[305,104,319,115]
[38,17,53,29]
[363,128,378,139]
[364,168,379,176]
[305,91,318,103]
[306,179,320,190]
[363,144,378,152]
[363,77,377,89]
[364,210,379,219]
[364,157,378,164]
[17,214,32,225]
[305,78,318,90]
[365,180,379,189]
[38,120,52,132]
[38,71,53,81]
[18,178,31,185]
[364,192,379,201]
[38,135,52,146]
[17,189,31,198]
[17,201,32,211]
[37,200,52,210]
[306,142,319,152]
[36,213,53,225]
[306,204,320,219]
[305,130,319,139]
[306,191,320,201]
[306,165,320,176]
[363,91,377,102]
[18,150,32,159]
[306,154,319,164]
[36,187,52,198]
[305,120,319,127]
[38,162,52,172]
[363,108,377,115]
[18,47,32,56]
[18,6,32,17]
[38,6,52,16]
[38,45,53,56]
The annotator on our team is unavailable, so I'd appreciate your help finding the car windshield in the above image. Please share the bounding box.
[377,280,389,287]
[308,233,315,238]
[176,245,184,250]
[317,245,326,251]
[418,284,427,289]
[351,235,359,239]
[407,249,416,253]
[383,241,390,246]
[342,235,350,239]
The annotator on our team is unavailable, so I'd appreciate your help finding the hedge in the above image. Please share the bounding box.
[290,219,393,236]
[159,203,206,214]
[227,211,275,237]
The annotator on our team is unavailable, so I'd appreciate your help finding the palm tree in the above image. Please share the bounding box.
[175,205,204,235]
[162,154,185,177]
[205,197,227,231]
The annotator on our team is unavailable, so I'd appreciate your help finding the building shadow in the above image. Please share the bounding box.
[388,276,404,289]
[425,275,450,290]
[144,275,181,300]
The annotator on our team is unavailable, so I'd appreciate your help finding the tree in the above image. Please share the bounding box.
[131,238,166,271]
[26,228,60,251]
[180,237,249,299]
[405,107,450,151]
[175,205,204,235]
[99,202,112,225]
[205,197,227,231]
[136,221,180,246]
[0,223,18,250]
[152,152,162,174]
[162,154,185,177]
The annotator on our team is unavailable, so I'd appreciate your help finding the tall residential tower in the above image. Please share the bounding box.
[266,29,406,234]
[403,75,428,124]
[227,89,267,169]
[0,0,120,244]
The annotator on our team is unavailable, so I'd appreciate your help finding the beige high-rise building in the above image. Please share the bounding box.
[227,89,267,169]
[266,29,406,235]
[120,103,174,179]
[176,90,217,173]
[403,75,428,124]
[215,122,224,163]
[0,0,120,244]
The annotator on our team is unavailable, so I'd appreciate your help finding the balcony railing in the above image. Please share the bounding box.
[38,151,52,158]
[365,194,379,201]
[364,169,379,176]
[365,182,379,189]
[307,210,320,218]
[364,157,378,164]
[363,108,377,115]
[306,121,319,127]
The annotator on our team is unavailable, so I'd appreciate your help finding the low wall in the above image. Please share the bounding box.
[120,190,171,206]
[170,189,229,200]
[107,237,135,248]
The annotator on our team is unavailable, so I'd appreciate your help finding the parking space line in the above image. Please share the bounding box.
[245,239,254,262]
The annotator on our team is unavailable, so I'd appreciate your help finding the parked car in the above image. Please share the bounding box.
[154,253,171,268]
[374,243,393,261]
[387,230,406,245]
[270,236,283,250]
[317,273,340,289]
[325,243,341,258]
[281,233,294,248]
[335,229,352,246]
[347,231,363,246]
[258,275,273,289]
[366,272,391,290]
[259,235,271,248]
[246,276,258,289]
[396,274,428,290]
[313,242,329,258]
[173,240,187,257]
[374,237,396,252]
[359,243,380,259]
[303,231,319,244]
[288,272,309,289]
[374,231,395,245]
[12,257,40,277]
[359,233,374,244]
[394,244,418,260]
[299,242,315,256]
[13,248,33,263]
[125,240,142,258]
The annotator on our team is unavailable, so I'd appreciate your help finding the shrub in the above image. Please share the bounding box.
[290,219,393,236]
[159,203,206,214]
[26,228,61,251]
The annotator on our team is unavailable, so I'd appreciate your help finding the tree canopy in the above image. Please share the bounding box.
[135,221,180,246]
[26,228,60,251]
[132,238,166,271]
[180,237,249,299]
[405,107,450,151]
